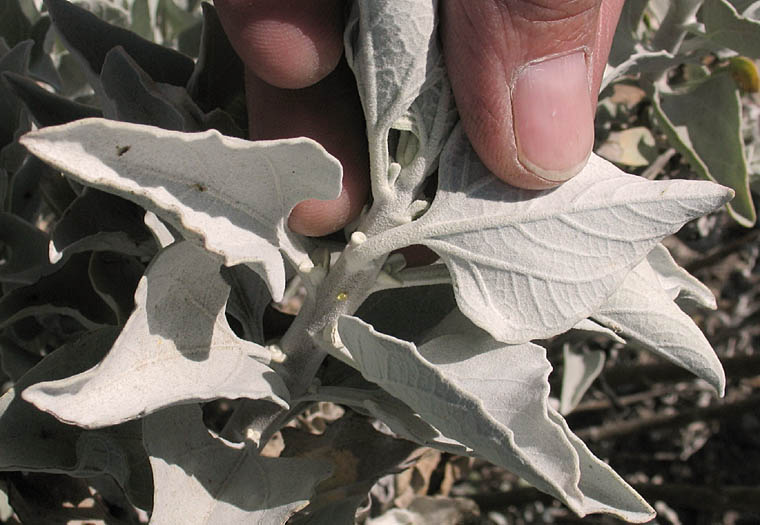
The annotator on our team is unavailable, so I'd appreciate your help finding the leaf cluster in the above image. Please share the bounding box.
[0,0,750,523]
[600,0,760,226]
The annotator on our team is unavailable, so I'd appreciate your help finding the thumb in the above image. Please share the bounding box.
[441,0,624,189]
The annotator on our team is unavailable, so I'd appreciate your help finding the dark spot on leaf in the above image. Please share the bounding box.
[117,145,131,156]
[192,183,207,192]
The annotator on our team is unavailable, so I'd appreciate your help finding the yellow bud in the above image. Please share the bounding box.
[729,56,759,93]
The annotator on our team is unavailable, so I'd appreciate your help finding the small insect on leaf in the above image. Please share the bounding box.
[116,145,131,156]
[192,183,206,192]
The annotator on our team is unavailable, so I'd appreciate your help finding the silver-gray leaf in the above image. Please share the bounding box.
[0,328,153,510]
[345,0,438,138]
[144,404,332,525]
[593,257,725,395]
[402,125,732,343]
[20,118,343,301]
[344,0,440,181]
[23,241,289,428]
[653,74,754,226]
[646,243,716,309]
[337,316,654,521]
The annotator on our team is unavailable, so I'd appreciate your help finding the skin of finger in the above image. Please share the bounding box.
[213,0,347,89]
[441,0,624,190]
[214,0,369,236]
[245,64,370,237]
[591,0,626,97]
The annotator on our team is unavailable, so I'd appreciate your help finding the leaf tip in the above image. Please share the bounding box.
[707,183,736,211]
[48,241,64,264]
[724,186,736,201]
[18,130,41,155]
[714,368,727,398]
[21,382,91,428]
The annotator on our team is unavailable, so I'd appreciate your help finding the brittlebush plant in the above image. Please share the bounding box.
[1,0,757,522]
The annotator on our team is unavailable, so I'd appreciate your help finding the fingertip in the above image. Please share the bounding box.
[215,0,346,89]
[441,0,608,190]
[287,165,369,237]
[240,8,344,89]
[244,62,370,237]
[511,52,595,184]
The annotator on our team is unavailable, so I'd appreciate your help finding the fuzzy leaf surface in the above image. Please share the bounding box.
[337,316,654,522]
[344,0,442,184]
[143,210,178,248]
[9,156,58,223]
[646,243,716,308]
[20,117,343,301]
[356,284,456,343]
[100,46,195,130]
[607,0,648,67]
[100,46,241,136]
[602,48,675,92]
[23,241,289,428]
[572,319,626,344]
[593,257,725,395]
[0,336,41,382]
[393,53,455,170]
[384,126,733,343]
[0,0,31,49]
[345,0,438,139]
[143,404,332,525]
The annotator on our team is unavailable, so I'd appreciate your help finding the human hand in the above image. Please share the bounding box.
[213,0,625,236]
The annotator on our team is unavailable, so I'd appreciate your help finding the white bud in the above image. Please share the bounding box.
[268,345,287,363]
[349,231,367,247]
[246,429,262,444]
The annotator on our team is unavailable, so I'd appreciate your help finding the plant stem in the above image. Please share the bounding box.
[276,256,384,397]
[276,122,443,397]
